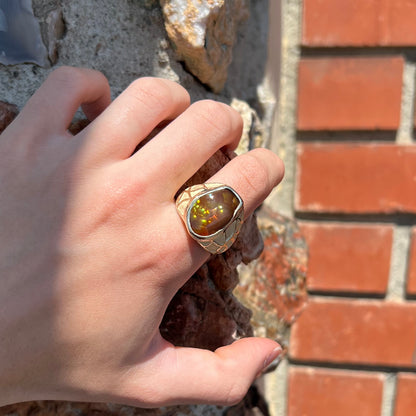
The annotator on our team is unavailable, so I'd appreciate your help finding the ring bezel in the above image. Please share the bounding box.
[176,183,245,254]
[185,185,244,240]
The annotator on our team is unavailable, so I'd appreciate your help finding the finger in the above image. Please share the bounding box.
[208,148,285,217]
[127,100,243,197]
[136,149,284,295]
[119,337,282,407]
[17,66,110,136]
[78,77,191,162]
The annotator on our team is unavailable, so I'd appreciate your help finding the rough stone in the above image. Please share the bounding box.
[45,7,65,64]
[231,98,265,155]
[235,206,308,350]
[0,401,221,416]
[0,0,270,112]
[68,118,90,135]
[31,1,66,65]
[0,391,270,416]
[0,101,18,133]
[160,0,249,92]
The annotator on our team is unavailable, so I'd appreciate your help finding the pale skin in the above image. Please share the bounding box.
[0,67,284,408]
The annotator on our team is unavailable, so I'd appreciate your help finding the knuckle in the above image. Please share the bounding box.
[99,169,150,213]
[190,100,238,139]
[222,379,249,406]
[240,151,271,193]
[212,358,250,406]
[128,77,175,114]
[48,66,87,89]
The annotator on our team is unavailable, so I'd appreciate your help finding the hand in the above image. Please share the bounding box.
[0,67,284,408]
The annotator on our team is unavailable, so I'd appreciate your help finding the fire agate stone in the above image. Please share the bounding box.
[189,188,239,236]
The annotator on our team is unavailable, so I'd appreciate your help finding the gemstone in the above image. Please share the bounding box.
[189,188,240,236]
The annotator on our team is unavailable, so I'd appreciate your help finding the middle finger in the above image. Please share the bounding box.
[78,77,191,163]
[127,99,243,199]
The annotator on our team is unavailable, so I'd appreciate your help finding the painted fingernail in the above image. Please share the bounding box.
[263,346,283,372]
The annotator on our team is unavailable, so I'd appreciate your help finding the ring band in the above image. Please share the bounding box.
[176,183,244,254]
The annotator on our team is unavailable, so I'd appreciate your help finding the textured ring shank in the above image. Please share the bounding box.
[176,183,244,254]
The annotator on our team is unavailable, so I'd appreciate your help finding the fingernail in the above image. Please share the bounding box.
[263,346,283,373]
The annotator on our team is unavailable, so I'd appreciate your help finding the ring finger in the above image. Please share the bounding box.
[127,99,243,199]
[149,147,284,292]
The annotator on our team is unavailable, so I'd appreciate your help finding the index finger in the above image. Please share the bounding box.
[17,66,111,137]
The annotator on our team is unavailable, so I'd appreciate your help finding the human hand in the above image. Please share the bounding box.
[0,67,284,408]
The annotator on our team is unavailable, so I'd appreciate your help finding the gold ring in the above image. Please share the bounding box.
[176,183,244,254]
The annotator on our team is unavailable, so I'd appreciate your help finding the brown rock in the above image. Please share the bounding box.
[160,0,249,92]
[0,101,19,134]
[68,118,90,135]
[0,401,167,415]
[46,8,66,64]
[231,99,265,155]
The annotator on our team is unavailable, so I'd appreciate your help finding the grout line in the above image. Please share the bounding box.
[306,294,415,303]
[386,226,411,301]
[381,373,397,416]
[295,212,416,225]
[288,359,416,374]
[396,61,416,144]
[301,46,416,57]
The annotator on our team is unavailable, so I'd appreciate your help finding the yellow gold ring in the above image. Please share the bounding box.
[176,183,244,254]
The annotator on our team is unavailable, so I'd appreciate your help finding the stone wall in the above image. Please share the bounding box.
[0,1,308,415]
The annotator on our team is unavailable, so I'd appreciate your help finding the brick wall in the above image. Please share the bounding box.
[286,1,416,415]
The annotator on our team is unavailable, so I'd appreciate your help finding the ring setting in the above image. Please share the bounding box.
[176,183,244,254]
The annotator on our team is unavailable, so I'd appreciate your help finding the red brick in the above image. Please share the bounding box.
[300,222,393,294]
[395,373,416,416]
[290,298,416,367]
[407,229,416,296]
[296,143,416,214]
[297,57,403,130]
[288,367,384,416]
[303,0,416,47]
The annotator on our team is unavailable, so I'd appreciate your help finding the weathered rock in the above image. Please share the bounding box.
[160,0,249,92]
[0,401,231,416]
[68,118,90,135]
[235,206,308,349]
[45,7,65,64]
[0,101,18,133]
[231,98,265,155]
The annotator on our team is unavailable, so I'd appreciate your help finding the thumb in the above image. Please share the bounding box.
[152,337,282,406]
